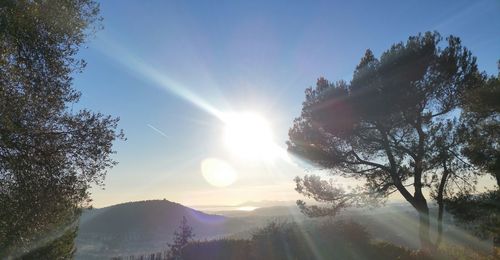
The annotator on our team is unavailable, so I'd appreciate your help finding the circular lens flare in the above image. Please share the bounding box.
[201,158,237,187]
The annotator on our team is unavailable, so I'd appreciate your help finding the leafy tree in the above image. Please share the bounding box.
[19,226,78,259]
[168,216,195,260]
[0,0,122,258]
[288,32,482,250]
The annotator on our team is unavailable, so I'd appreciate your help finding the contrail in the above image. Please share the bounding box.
[147,124,169,138]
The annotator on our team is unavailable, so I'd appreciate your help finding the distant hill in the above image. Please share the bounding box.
[76,200,252,259]
[210,205,303,218]
[236,200,296,208]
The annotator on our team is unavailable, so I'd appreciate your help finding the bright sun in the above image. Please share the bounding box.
[223,112,276,161]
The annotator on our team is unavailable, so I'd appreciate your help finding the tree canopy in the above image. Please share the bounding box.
[0,0,122,258]
[459,64,500,186]
[443,63,500,248]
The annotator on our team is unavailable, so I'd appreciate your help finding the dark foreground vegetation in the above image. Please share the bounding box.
[0,0,122,258]
[114,220,499,260]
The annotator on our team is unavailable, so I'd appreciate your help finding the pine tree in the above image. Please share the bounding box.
[167,216,195,260]
[288,32,483,251]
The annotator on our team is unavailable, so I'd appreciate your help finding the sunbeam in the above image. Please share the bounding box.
[96,36,225,120]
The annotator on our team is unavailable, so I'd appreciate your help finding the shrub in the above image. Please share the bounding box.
[181,239,252,260]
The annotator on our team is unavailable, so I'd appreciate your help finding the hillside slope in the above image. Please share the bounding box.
[76,200,250,259]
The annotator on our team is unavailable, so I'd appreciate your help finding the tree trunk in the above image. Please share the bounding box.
[417,204,432,252]
[436,202,444,247]
[414,168,432,252]
[413,117,432,252]
[435,161,450,248]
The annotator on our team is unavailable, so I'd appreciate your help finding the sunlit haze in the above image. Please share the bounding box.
[72,0,500,208]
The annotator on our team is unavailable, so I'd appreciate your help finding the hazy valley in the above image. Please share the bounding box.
[76,200,492,259]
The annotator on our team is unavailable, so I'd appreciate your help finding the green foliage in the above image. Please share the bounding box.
[20,225,78,260]
[444,63,500,248]
[0,0,122,258]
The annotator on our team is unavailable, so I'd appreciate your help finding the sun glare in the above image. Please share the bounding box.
[223,112,276,161]
[237,206,259,211]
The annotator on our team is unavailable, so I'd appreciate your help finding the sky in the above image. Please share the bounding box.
[73,0,500,208]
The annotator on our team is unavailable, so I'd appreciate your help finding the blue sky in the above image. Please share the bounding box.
[73,0,500,208]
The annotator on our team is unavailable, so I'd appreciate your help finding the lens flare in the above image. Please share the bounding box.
[201,158,237,187]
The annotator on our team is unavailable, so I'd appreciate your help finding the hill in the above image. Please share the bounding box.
[76,200,251,259]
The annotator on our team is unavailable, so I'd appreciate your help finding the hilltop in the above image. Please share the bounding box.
[76,200,251,259]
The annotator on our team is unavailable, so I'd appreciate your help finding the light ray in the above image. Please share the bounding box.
[96,36,225,120]
[95,36,305,168]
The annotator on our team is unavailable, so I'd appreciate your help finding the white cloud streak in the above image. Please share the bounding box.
[147,124,169,138]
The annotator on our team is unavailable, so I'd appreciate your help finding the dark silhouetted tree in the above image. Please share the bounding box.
[288,32,482,251]
[0,0,122,258]
[168,216,195,260]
